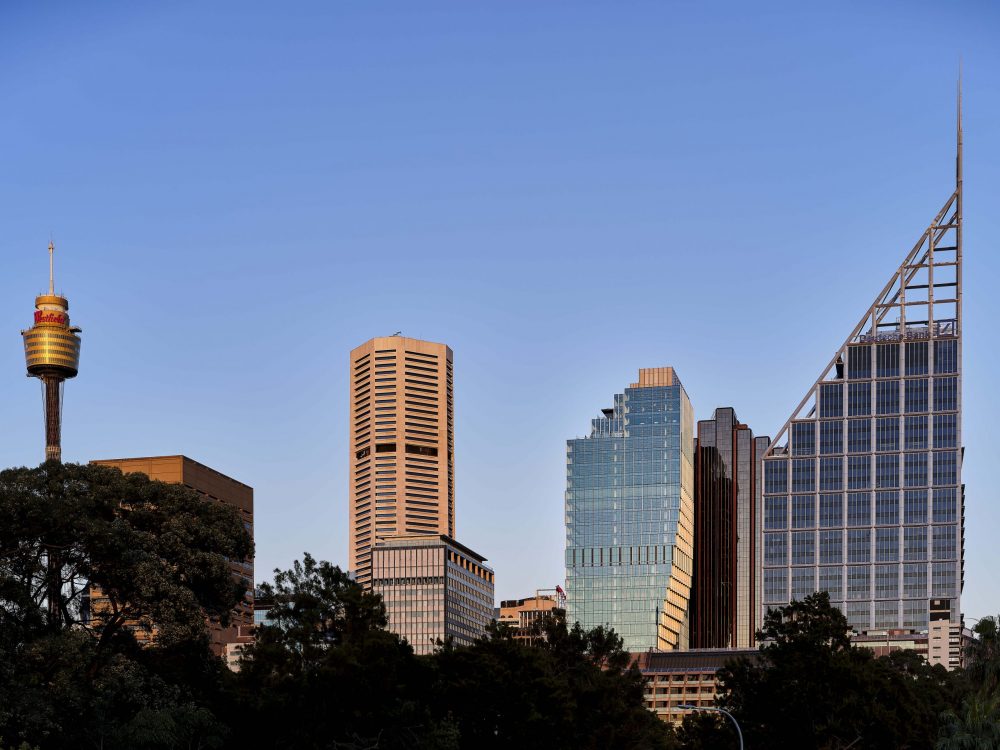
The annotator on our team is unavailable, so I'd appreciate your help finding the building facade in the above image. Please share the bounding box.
[371,534,494,655]
[349,336,454,588]
[759,131,964,638]
[498,594,564,642]
[565,367,695,651]
[90,455,254,657]
[634,649,759,725]
[691,408,768,649]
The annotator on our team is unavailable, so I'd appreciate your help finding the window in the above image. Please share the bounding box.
[791,495,815,529]
[876,600,899,628]
[764,496,788,530]
[876,380,900,415]
[792,459,815,493]
[904,490,928,525]
[791,567,816,600]
[792,422,816,456]
[847,456,871,489]
[934,377,958,411]
[819,494,843,528]
[819,457,843,491]
[848,346,872,380]
[875,564,899,598]
[848,382,871,416]
[875,454,899,489]
[903,564,927,598]
[934,339,958,374]
[932,562,957,597]
[905,341,929,376]
[375,442,397,453]
[933,451,958,486]
[875,418,899,452]
[820,421,843,455]
[933,414,958,448]
[905,379,929,413]
[765,460,787,494]
[904,416,928,450]
[820,383,843,418]
[903,526,927,561]
[876,527,899,562]
[764,569,787,604]
[875,492,899,525]
[933,488,958,524]
[819,530,843,564]
[791,532,815,565]
[877,344,900,377]
[764,533,787,566]
[847,566,871,600]
[405,444,439,457]
[819,566,843,599]
[848,529,871,563]
[904,452,928,488]
[847,493,871,527]
[933,525,957,561]
[848,419,871,453]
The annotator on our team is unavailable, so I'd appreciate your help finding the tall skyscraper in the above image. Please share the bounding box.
[22,243,82,463]
[90,455,254,658]
[760,102,964,636]
[691,407,768,649]
[349,335,454,588]
[565,367,695,651]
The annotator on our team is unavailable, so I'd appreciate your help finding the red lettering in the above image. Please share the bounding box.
[33,311,66,325]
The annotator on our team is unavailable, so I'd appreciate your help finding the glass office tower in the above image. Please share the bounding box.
[760,125,964,635]
[692,408,769,649]
[565,367,694,651]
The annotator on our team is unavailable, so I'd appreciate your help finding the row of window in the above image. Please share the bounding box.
[792,414,958,456]
[763,562,958,604]
[844,339,958,380]
[818,376,958,418]
[763,525,958,565]
[766,451,959,493]
[765,488,959,529]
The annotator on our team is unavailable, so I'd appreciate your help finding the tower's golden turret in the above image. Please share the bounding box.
[22,243,82,462]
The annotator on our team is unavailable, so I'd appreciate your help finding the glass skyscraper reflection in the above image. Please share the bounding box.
[565,367,694,651]
[760,134,964,635]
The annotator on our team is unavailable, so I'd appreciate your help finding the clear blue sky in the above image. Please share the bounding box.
[1,1,998,619]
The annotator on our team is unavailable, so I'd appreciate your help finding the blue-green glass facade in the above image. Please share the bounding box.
[564,369,694,652]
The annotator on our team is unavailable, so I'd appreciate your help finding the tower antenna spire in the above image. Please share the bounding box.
[48,241,55,295]
[957,60,963,196]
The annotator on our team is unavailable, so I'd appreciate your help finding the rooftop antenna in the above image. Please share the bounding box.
[48,240,55,296]
[957,60,963,197]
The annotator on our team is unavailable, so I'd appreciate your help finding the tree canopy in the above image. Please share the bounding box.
[0,461,252,749]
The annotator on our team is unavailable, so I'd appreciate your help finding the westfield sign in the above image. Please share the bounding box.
[34,311,67,325]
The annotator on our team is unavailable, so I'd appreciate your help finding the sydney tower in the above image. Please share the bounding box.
[22,243,82,463]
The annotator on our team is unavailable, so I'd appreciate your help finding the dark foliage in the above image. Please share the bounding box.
[714,593,962,750]
[0,462,252,749]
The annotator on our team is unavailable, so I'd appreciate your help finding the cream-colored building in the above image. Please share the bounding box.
[372,534,493,654]
[498,594,562,643]
[89,455,254,659]
[349,336,454,588]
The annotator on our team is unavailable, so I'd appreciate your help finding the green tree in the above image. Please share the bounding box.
[937,692,1000,750]
[426,613,677,750]
[717,593,960,750]
[0,461,252,749]
[231,554,436,750]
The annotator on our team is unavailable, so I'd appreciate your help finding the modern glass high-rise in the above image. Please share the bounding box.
[692,408,769,649]
[760,106,964,635]
[565,367,694,651]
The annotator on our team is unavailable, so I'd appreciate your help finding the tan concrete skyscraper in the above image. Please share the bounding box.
[349,335,454,588]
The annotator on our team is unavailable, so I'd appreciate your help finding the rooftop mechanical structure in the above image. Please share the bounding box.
[22,243,82,463]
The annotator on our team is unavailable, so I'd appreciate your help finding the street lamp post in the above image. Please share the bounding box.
[678,704,744,750]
